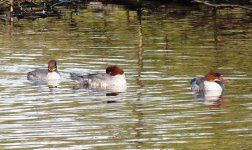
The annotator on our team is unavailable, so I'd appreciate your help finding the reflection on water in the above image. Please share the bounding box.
[0,1,252,149]
[192,86,227,108]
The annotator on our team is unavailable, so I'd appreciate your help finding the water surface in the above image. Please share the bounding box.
[0,2,251,149]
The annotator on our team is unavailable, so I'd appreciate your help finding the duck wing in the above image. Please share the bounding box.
[27,69,48,80]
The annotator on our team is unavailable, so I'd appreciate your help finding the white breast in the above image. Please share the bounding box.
[47,72,61,80]
[204,81,223,100]
[204,81,222,91]
[109,74,127,86]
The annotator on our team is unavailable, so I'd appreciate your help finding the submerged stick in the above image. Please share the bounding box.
[193,0,252,11]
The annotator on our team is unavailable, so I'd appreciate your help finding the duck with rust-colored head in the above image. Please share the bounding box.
[27,60,61,81]
[70,65,126,91]
[190,70,225,98]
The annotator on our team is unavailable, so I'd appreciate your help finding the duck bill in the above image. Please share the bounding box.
[219,77,226,82]
[48,67,56,72]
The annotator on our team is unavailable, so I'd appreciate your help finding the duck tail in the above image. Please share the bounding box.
[27,71,35,80]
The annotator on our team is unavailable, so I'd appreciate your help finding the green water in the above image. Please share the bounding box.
[0,2,251,149]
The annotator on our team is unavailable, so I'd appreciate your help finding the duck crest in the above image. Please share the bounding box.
[106,65,124,76]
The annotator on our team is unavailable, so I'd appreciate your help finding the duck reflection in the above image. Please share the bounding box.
[72,84,126,104]
[29,79,60,88]
[72,83,127,97]
[47,79,61,88]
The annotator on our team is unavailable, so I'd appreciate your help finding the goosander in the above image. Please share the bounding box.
[70,65,127,91]
[27,60,61,87]
[190,70,225,100]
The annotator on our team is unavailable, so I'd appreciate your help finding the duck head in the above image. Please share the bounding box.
[48,60,57,72]
[106,65,124,76]
[205,70,223,82]
[215,71,226,82]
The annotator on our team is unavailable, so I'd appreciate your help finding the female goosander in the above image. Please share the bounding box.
[27,60,61,81]
[191,70,225,99]
[70,65,126,90]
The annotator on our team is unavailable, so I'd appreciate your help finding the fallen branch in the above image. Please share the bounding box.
[193,0,252,11]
